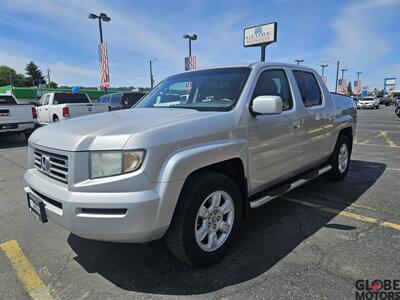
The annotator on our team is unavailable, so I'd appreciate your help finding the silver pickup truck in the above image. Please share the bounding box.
[24,63,356,266]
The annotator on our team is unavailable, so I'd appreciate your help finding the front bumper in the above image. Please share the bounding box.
[24,169,168,243]
[357,103,374,108]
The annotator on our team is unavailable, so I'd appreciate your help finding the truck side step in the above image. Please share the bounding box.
[249,165,332,209]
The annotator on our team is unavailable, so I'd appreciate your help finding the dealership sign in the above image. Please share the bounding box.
[244,22,277,47]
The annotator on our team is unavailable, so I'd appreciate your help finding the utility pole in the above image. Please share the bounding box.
[149,58,157,89]
[183,34,197,57]
[47,68,51,88]
[335,61,340,93]
[357,71,362,80]
[320,64,328,76]
[295,59,304,65]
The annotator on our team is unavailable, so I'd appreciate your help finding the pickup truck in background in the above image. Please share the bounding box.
[36,92,109,125]
[24,63,356,267]
[357,96,380,109]
[0,94,36,139]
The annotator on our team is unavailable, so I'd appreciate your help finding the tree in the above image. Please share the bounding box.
[0,65,26,87]
[25,61,45,86]
[346,81,352,96]
[49,81,58,88]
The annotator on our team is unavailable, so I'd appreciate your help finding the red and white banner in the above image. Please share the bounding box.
[337,79,347,95]
[353,80,362,95]
[185,56,196,71]
[98,43,110,88]
[321,75,327,85]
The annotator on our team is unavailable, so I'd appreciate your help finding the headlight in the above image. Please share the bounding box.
[90,150,145,179]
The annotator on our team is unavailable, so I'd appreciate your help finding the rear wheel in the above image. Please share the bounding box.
[53,115,59,123]
[326,135,351,181]
[165,171,242,267]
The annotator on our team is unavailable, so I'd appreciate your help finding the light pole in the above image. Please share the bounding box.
[295,59,304,65]
[356,71,362,80]
[89,13,111,94]
[183,34,197,57]
[149,58,157,89]
[320,64,328,76]
[341,68,348,80]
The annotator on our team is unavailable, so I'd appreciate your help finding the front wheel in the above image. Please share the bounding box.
[326,135,352,181]
[165,171,242,267]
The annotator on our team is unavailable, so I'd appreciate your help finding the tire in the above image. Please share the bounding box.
[165,171,242,267]
[53,116,59,123]
[326,135,352,181]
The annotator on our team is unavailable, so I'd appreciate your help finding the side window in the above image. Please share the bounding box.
[252,69,293,111]
[43,95,50,105]
[293,71,322,107]
[111,94,122,106]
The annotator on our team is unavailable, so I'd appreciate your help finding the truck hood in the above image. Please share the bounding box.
[29,108,208,151]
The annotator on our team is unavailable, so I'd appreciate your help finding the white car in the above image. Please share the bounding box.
[0,94,36,139]
[37,92,109,124]
[357,96,379,109]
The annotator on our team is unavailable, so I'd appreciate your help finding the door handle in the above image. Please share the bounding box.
[293,124,301,129]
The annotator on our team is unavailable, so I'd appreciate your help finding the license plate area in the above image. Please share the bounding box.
[27,193,48,223]
[0,123,17,130]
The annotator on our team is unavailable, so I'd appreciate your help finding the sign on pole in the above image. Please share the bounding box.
[384,78,396,96]
[185,56,197,71]
[321,75,327,85]
[243,22,277,61]
[99,42,110,89]
[337,79,347,95]
[362,86,368,96]
[353,80,362,95]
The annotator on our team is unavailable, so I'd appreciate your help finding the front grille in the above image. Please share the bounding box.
[34,149,69,183]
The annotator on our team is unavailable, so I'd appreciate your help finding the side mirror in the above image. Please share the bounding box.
[251,95,283,115]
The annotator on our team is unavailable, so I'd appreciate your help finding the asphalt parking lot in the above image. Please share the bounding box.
[1,106,399,300]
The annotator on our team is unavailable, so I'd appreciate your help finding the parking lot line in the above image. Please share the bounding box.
[282,197,400,231]
[0,240,54,300]
[354,142,399,148]
[380,131,397,147]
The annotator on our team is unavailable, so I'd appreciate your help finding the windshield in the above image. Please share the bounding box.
[0,95,17,105]
[135,67,250,111]
[53,93,90,104]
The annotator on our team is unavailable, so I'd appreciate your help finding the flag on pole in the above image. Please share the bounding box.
[185,56,197,71]
[98,43,110,88]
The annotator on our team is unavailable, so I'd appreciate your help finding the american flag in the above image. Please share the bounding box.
[98,43,110,88]
[185,56,196,71]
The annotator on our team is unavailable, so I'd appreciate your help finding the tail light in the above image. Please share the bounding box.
[108,106,112,111]
[62,107,70,118]
[31,107,37,119]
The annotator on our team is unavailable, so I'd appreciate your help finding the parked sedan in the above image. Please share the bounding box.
[98,92,146,111]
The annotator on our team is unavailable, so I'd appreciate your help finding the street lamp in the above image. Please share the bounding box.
[356,71,363,80]
[341,68,348,80]
[295,59,304,65]
[320,64,328,76]
[183,34,197,57]
[149,58,157,89]
[88,13,110,43]
[88,12,111,94]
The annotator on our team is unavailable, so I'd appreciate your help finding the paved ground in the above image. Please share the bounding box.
[1,106,399,300]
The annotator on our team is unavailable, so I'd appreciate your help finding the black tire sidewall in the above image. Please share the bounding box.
[182,174,242,267]
[328,135,351,180]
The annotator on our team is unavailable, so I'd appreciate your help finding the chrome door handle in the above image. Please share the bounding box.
[293,124,301,129]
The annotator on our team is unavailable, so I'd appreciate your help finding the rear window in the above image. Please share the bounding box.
[53,93,90,104]
[123,93,145,107]
[0,95,17,105]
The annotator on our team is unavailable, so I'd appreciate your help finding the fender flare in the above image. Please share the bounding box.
[155,139,248,228]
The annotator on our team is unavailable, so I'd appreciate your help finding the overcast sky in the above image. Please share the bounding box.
[0,0,399,90]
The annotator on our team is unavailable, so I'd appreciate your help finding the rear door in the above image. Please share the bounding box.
[247,68,305,193]
[292,69,335,166]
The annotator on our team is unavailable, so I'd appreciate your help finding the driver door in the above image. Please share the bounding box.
[247,68,305,193]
